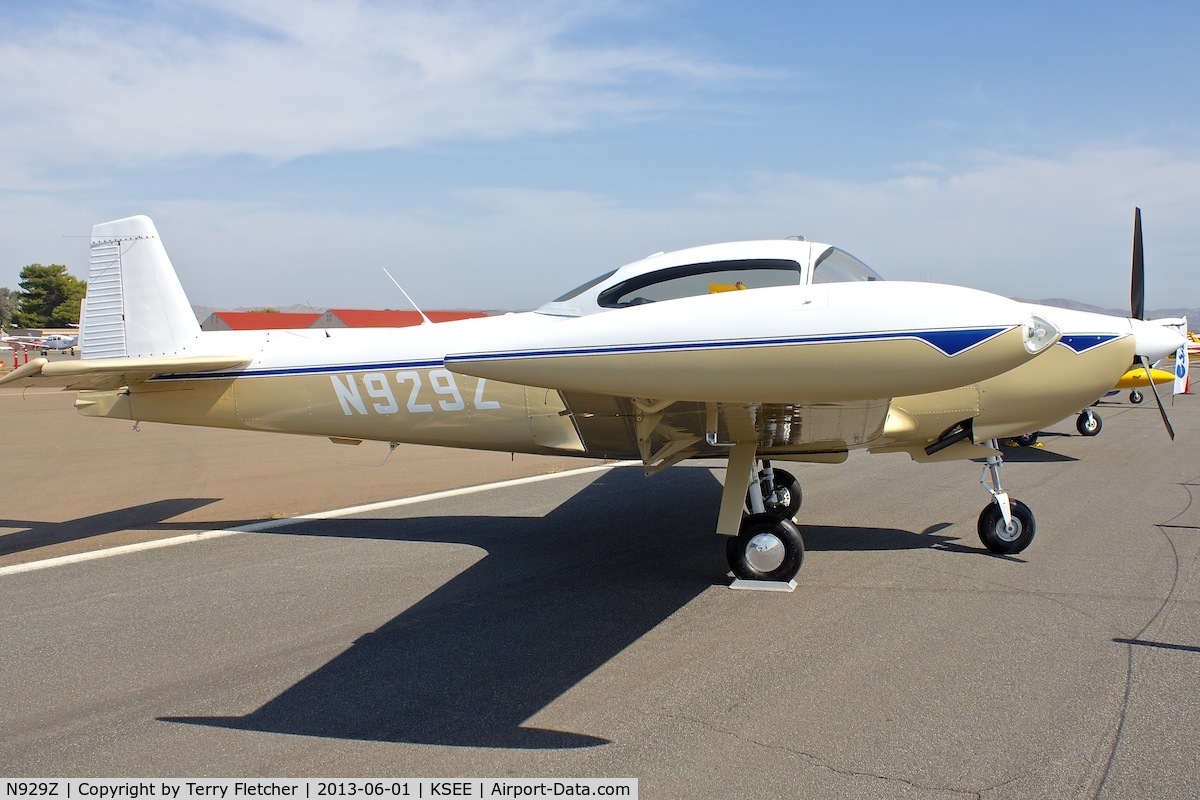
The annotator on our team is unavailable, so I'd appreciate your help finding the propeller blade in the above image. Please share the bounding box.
[1131,207,1145,320]
[1139,355,1175,440]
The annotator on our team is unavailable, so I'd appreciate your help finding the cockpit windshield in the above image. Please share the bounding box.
[551,270,617,303]
[597,259,803,309]
[811,248,883,283]
[541,242,884,317]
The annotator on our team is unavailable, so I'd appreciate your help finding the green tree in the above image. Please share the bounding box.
[0,287,17,329]
[15,264,86,328]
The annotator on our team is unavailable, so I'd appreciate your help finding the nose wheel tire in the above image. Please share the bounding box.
[977,499,1035,554]
[1076,410,1102,436]
[747,468,802,520]
[1130,389,1144,404]
[727,513,805,582]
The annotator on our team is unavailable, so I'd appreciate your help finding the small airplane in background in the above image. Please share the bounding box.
[0,212,1181,586]
[2,331,79,355]
[1015,359,1176,442]
[1116,363,1175,405]
[35,334,79,355]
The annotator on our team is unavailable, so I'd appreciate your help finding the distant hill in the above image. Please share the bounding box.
[1015,298,1199,324]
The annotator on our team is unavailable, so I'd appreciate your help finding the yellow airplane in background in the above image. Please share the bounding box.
[1116,364,1174,404]
[1,212,1181,586]
[1014,361,1177,442]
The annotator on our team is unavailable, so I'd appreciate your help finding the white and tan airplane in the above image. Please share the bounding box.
[1,215,1181,585]
[2,331,79,355]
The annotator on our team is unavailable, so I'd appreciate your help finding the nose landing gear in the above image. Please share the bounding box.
[977,440,1036,554]
[1076,408,1102,436]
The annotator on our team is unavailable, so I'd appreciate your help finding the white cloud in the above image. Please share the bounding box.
[3,3,1196,318]
[2,139,1196,314]
[677,144,1200,310]
[0,0,744,183]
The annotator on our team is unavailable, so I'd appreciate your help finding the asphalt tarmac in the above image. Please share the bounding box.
[1,388,1197,798]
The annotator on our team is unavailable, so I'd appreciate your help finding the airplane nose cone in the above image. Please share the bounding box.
[1130,318,1186,362]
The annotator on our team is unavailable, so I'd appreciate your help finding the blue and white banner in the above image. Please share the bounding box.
[1174,316,1189,395]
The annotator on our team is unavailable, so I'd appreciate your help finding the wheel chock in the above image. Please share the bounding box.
[729,578,798,592]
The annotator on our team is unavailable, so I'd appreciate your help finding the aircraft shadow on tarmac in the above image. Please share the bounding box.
[802,520,1025,562]
[159,465,1005,749]
[0,498,246,557]
[986,444,1078,464]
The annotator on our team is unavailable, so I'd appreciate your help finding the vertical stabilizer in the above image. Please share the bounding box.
[81,216,201,359]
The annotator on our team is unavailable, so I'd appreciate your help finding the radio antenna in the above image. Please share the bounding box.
[382,268,432,326]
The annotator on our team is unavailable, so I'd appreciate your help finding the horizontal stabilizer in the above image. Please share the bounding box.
[0,355,252,391]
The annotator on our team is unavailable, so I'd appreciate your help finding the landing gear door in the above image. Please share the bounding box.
[525,386,586,452]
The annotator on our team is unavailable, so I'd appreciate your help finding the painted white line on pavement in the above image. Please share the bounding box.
[0,461,634,577]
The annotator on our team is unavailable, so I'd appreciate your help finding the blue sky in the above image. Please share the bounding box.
[2,0,1198,311]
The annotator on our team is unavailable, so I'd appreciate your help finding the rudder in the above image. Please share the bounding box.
[82,216,201,359]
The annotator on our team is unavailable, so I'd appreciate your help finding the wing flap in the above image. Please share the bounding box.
[0,355,252,391]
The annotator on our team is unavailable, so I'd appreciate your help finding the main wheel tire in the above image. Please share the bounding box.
[1014,432,1039,447]
[1130,389,1144,404]
[1076,411,1102,436]
[747,468,803,520]
[977,499,1035,554]
[727,514,805,582]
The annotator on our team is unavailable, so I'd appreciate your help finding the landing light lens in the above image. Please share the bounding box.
[1023,315,1060,354]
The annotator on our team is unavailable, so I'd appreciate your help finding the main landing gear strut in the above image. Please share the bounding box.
[719,444,806,584]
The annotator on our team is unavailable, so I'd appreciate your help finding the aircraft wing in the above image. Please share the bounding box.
[2,336,45,347]
[0,355,253,392]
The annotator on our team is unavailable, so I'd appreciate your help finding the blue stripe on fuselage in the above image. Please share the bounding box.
[148,327,1012,381]
[1058,334,1124,354]
[446,326,1012,364]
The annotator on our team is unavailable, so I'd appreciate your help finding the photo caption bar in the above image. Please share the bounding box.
[1,780,637,800]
